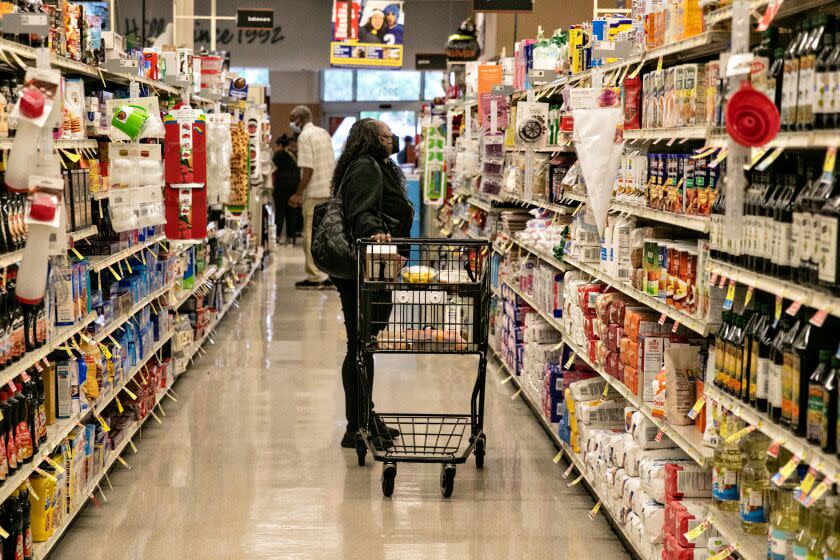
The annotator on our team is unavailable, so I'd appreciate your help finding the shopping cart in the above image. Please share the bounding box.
[354,238,490,498]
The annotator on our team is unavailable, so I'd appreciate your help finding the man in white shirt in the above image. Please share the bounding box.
[288,105,336,289]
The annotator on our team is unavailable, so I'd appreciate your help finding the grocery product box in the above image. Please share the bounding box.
[638,334,670,402]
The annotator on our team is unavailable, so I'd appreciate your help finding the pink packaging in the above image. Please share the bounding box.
[585,315,600,340]
[607,324,624,352]
[578,283,606,314]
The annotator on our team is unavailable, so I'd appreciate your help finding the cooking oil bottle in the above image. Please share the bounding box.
[739,432,771,534]
[713,413,743,512]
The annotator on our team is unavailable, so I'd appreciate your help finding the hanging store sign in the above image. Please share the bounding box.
[473,0,533,12]
[330,1,404,68]
[237,9,274,30]
[415,53,447,70]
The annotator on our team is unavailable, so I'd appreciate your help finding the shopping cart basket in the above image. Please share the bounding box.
[354,238,491,498]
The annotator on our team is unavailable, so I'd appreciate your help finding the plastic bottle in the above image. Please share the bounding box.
[713,414,743,512]
[20,381,37,458]
[769,450,802,559]
[11,385,30,465]
[0,393,17,475]
[33,372,45,445]
[739,432,771,534]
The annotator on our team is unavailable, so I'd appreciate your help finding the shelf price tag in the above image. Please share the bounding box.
[723,281,736,311]
[501,375,513,385]
[98,344,111,360]
[70,247,84,260]
[772,453,802,486]
[129,440,138,454]
[562,462,575,478]
[744,286,754,308]
[94,413,110,433]
[34,467,57,483]
[671,320,680,333]
[602,383,610,400]
[800,467,819,495]
[0,525,9,539]
[108,335,122,350]
[587,501,602,520]
[566,474,584,487]
[552,342,565,351]
[802,476,833,507]
[687,396,707,420]
[655,429,665,442]
[767,439,784,458]
[823,145,838,182]
[553,451,563,464]
[123,387,137,400]
[718,274,727,289]
[725,424,757,444]
[45,457,65,474]
[683,518,711,542]
[810,308,829,328]
[564,353,576,369]
[116,456,131,469]
[709,148,728,169]
[746,147,769,170]
[786,300,803,316]
[115,397,123,414]
[656,56,663,72]
[658,313,667,326]
[510,388,522,400]
[757,0,784,31]
[709,272,718,286]
[25,479,38,501]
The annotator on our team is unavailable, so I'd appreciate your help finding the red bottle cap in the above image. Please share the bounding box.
[28,192,57,223]
[19,87,45,119]
[726,80,781,148]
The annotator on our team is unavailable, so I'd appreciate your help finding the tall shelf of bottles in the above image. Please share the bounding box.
[436,0,840,558]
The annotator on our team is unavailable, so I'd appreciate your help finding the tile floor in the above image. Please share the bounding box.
[49,247,630,560]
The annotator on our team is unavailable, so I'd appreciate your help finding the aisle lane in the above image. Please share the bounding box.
[50,247,629,560]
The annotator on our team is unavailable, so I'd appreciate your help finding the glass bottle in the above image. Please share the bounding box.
[781,315,805,427]
[818,167,840,292]
[783,21,809,131]
[713,414,743,512]
[792,502,813,560]
[805,167,836,285]
[715,311,732,389]
[792,319,820,437]
[752,302,777,411]
[769,450,803,559]
[816,26,836,129]
[739,432,771,534]
[770,317,794,421]
[797,15,830,131]
[825,498,840,559]
[807,350,834,445]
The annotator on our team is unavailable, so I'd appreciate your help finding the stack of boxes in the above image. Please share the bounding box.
[641,64,708,130]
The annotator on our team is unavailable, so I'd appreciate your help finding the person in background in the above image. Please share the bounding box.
[288,105,336,290]
[397,135,415,166]
[382,4,404,45]
[272,134,302,244]
[358,8,385,43]
[330,118,413,449]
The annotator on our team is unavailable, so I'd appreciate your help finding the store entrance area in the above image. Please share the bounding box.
[48,248,628,560]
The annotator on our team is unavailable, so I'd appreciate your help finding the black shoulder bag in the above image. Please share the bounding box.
[311,156,384,279]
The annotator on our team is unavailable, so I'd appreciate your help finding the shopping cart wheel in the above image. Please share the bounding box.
[474,435,486,469]
[381,463,397,497]
[440,464,456,498]
[355,438,366,467]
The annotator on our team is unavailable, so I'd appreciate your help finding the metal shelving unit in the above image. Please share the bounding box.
[87,234,166,273]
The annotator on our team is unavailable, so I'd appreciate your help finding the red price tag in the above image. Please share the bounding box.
[672,320,680,333]
[7,381,15,393]
[655,430,664,442]
[786,300,803,316]
[718,275,727,289]
[20,372,29,383]
[658,313,667,326]
[767,439,783,458]
[757,0,784,31]
[810,308,829,327]
[709,272,718,286]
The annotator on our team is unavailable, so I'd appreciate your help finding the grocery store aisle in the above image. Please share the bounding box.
[50,246,629,560]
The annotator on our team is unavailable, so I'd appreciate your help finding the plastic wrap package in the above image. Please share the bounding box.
[228,121,249,206]
[665,463,713,499]
[607,433,633,468]
[627,410,679,450]
[569,377,622,402]
[631,486,656,516]
[671,500,716,548]
[625,447,689,477]
[664,344,701,426]
[640,460,705,503]
[206,113,232,207]
[641,500,666,544]
[610,469,630,501]
[577,399,627,428]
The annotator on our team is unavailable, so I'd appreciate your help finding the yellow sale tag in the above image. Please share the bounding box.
[602,384,610,398]
[501,375,513,385]
[116,397,123,414]
[744,286,754,308]
[552,342,564,351]
[165,391,177,402]
[98,344,112,359]
[628,58,646,79]
[125,260,132,274]
[567,474,584,487]
[0,525,9,539]
[684,519,711,541]
[801,468,818,495]
[511,388,522,400]
[564,353,576,368]
[226,279,235,290]
[804,477,833,507]
[725,424,757,444]
[45,457,65,474]
[25,479,38,501]
[772,454,802,485]
[70,247,83,260]
[34,467,57,483]
[116,456,130,469]
[824,145,837,177]
[108,266,122,281]
[691,147,718,160]
[150,409,162,423]
[98,200,103,219]
[95,413,110,432]
[588,501,602,519]
[129,440,137,454]
[746,147,769,170]
[79,332,93,344]
[687,396,706,420]
[123,387,137,400]
[553,451,563,464]
[108,335,122,350]
[656,56,663,72]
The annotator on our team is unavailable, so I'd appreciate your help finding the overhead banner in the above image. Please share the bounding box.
[330,1,404,68]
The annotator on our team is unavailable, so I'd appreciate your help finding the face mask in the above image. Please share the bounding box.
[391,135,399,155]
[290,120,300,133]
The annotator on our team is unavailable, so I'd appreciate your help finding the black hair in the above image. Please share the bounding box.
[276,134,291,147]
[403,135,412,143]
[331,118,391,195]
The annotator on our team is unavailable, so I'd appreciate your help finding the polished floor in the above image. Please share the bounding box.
[51,247,630,560]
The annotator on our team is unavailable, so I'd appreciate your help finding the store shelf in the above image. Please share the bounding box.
[32,344,173,560]
[707,258,840,317]
[467,196,492,213]
[68,225,98,244]
[168,266,218,310]
[55,139,99,150]
[706,502,769,560]
[0,38,180,95]
[501,280,714,467]
[705,0,839,27]
[625,126,710,143]
[563,257,711,336]
[611,202,711,233]
[87,234,166,273]
[503,143,575,153]
[498,234,567,271]
[710,129,840,149]
[706,384,840,480]
[0,330,171,509]
[0,226,99,268]
[93,283,174,343]
[0,312,97,388]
